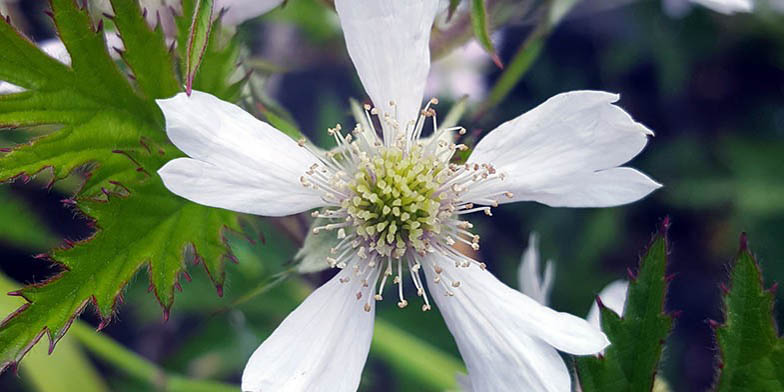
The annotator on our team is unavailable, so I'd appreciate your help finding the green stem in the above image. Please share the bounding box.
[372,319,465,390]
[70,322,238,392]
[474,21,549,119]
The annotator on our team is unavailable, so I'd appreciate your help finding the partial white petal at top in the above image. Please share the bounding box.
[691,0,753,14]
[242,266,377,392]
[424,255,608,392]
[218,0,285,25]
[465,91,661,208]
[518,232,555,306]
[334,0,439,139]
[586,279,629,330]
[157,91,324,216]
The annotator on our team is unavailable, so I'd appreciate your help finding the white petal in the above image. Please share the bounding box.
[425,255,608,391]
[217,0,284,25]
[465,91,661,208]
[242,266,376,392]
[455,373,473,391]
[157,91,324,216]
[517,232,555,306]
[334,0,439,131]
[586,280,629,330]
[691,0,753,14]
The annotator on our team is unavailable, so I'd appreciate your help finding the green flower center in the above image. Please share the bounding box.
[343,146,447,258]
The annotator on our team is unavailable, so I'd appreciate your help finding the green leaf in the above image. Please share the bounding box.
[0,0,242,372]
[0,274,108,392]
[714,234,784,391]
[184,0,214,95]
[576,220,674,392]
[469,0,501,68]
[176,0,247,102]
[108,0,180,99]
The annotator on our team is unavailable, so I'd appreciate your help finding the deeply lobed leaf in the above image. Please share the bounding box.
[0,0,247,372]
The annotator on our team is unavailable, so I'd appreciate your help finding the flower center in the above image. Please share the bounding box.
[344,146,445,258]
[298,100,512,312]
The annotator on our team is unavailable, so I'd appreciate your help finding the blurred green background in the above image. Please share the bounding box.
[1,0,783,391]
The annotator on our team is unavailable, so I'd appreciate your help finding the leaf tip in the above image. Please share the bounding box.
[738,232,748,251]
[595,294,605,309]
[96,318,110,332]
[216,284,224,297]
[626,267,637,282]
[491,53,504,70]
[660,215,671,234]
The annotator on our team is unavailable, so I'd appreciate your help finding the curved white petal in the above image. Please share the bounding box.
[465,91,661,208]
[691,0,753,14]
[242,266,377,392]
[218,0,284,25]
[157,91,324,216]
[586,280,629,330]
[518,232,555,306]
[334,0,439,133]
[425,255,608,391]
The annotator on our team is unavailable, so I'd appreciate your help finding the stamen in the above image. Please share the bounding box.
[299,100,510,311]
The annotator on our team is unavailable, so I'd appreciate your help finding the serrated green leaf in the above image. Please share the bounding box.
[184,0,214,94]
[0,0,242,372]
[577,222,673,392]
[715,235,784,391]
[108,0,180,99]
[0,273,108,392]
[469,0,501,68]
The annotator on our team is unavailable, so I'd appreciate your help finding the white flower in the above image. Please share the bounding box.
[156,1,660,390]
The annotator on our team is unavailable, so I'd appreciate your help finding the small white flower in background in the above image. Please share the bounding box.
[425,0,496,102]
[663,0,753,16]
[91,0,284,34]
[425,40,492,103]
[518,232,555,305]
[155,0,660,390]
[514,237,629,333]
[585,279,629,329]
